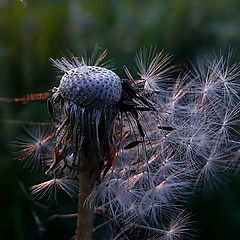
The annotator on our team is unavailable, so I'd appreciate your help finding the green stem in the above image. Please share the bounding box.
[75,170,95,240]
[75,140,98,240]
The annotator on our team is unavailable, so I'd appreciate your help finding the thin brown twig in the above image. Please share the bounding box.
[0,92,50,103]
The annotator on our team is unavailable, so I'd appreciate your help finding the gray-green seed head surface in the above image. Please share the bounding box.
[59,66,122,108]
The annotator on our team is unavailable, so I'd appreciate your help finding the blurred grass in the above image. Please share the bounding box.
[0,0,240,239]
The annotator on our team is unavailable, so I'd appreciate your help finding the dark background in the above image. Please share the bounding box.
[1,0,240,239]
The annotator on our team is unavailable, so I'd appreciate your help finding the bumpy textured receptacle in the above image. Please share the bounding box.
[59,66,122,108]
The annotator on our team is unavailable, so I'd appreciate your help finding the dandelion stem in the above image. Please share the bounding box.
[75,170,95,240]
[75,146,97,240]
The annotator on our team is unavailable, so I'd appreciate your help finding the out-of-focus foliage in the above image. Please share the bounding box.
[0,0,240,240]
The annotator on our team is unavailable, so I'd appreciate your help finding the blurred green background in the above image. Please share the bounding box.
[1,0,240,239]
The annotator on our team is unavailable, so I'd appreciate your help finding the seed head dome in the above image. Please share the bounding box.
[59,66,122,108]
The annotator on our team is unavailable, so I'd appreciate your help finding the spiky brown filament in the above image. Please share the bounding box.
[0,92,50,102]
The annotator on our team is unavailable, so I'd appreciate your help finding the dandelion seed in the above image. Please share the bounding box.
[212,103,240,140]
[30,177,78,200]
[157,212,195,240]
[205,50,240,104]
[135,46,175,95]
[12,125,53,170]
[125,211,194,240]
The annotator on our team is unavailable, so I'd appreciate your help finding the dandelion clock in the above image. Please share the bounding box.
[12,47,240,240]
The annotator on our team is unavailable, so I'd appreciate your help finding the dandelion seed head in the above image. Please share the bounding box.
[14,48,240,239]
[59,65,122,107]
